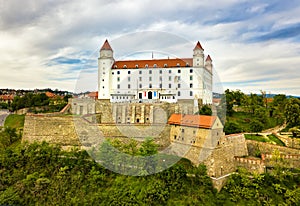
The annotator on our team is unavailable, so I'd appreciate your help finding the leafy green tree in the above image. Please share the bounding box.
[0,102,8,109]
[233,89,246,106]
[224,121,243,134]
[273,94,287,110]
[197,105,212,115]
[254,107,268,124]
[248,93,263,114]
[250,120,264,135]
[63,94,72,102]
[288,127,299,148]
[225,89,235,116]
[0,127,19,147]
[139,138,158,156]
[285,98,300,127]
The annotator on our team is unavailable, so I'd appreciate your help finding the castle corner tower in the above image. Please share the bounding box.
[205,55,213,73]
[193,41,204,68]
[98,40,114,100]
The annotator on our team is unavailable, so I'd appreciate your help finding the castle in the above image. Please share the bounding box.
[23,38,251,189]
[98,40,213,105]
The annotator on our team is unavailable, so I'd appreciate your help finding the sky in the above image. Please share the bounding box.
[1,0,300,95]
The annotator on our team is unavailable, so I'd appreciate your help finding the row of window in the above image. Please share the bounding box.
[174,135,196,144]
[111,96,134,100]
[114,63,191,69]
[115,85,194,97]
[115,75,193,82]
[117,83,193,89]
[112,68,194,75]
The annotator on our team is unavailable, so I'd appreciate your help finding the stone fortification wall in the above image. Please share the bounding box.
[262,153,300,168]
[22,113,171,148]
[95,100,195,124]
[203,134,248,177]
[22,114,81,147]
[274,133,300,149]
[173,134,248,177]
[70,98,96,115]
[247,140,300,156]
[234,157,265,173]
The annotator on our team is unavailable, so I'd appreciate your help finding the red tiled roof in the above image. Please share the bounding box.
[88,91,98,99]
[45,92,56,98]
[265,98,273,103]
[206,55,212,62]
[193,41,204,51]
[113,58,193,69]
[168,114,216,128]
[0,95,14,101]
[101,39,113,51]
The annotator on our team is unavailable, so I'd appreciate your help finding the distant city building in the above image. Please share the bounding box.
[0,94,14,104]
[98,40,213,105]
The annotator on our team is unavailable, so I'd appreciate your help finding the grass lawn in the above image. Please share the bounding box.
[267,134,285,146]
[244,133,286,146]
[4,114,25,130]
[244,134,268,142]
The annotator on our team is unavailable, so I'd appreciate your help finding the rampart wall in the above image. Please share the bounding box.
[23,114,81,147]
[247,140,300,156]
[203,134,248,177]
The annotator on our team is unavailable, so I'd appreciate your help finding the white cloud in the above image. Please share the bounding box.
[0,0,300,95]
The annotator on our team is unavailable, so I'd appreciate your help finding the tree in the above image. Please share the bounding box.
[139,138,158,156]
[248,93,263,114]
[224,121,243,134]
[260,90,267,108]
[273,94,287,108]
[285,98,300,127]
[254,107,268,124]
[197,105,212,116]
[0,127,19,147]
[63,94,72,103]
[250,120,264,135]
[289,127,300,138]
[289,127,299,148]
[224,89,235,116]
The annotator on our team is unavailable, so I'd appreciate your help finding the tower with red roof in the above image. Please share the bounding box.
[98,39,114,100]
[193,41,204,68]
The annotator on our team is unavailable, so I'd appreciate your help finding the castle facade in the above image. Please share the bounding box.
[98,40,213,105]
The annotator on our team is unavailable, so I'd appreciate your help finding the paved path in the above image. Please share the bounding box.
[247,124,287,138]
[262,124,286,134]
[0,109,10,127]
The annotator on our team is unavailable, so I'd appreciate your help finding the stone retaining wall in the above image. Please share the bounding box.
[247,140,300,156]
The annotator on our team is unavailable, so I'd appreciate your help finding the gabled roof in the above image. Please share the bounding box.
[88,91,98,99]
[206,55,212,62]
[168,114,216,129]
[100,39,113,51]
[0,95,14,101]
[45,92,56,98]
[193,41,204,51]
[113,58,193,69]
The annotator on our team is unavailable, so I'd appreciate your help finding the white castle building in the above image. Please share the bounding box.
[98,40,213,105]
